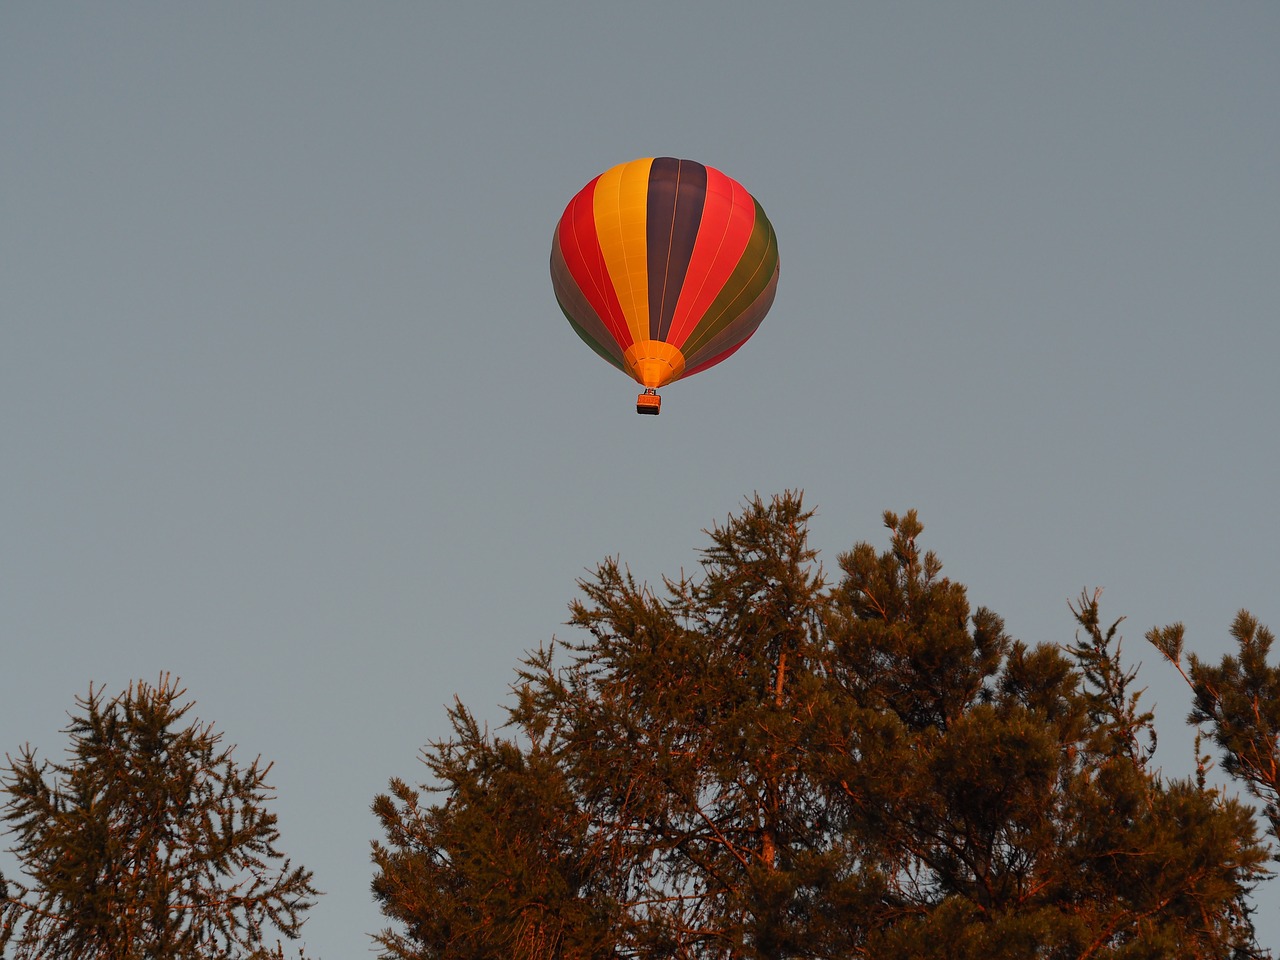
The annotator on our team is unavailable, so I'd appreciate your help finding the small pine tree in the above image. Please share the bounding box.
[0,674,319,960]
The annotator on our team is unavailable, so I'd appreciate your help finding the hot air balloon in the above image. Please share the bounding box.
[550,157,779,415]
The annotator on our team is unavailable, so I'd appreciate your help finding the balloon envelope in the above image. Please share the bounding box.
[551,157,779,390]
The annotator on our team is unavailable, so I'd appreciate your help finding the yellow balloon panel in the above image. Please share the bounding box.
[593,159,654,346]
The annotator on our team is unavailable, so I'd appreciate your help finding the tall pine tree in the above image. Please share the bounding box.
[372,494,1270,959]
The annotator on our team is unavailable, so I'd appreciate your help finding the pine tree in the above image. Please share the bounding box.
[0,675,319,960]
[372,494,1271,959]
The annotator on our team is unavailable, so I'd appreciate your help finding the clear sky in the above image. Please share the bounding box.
[3,3,1278,956]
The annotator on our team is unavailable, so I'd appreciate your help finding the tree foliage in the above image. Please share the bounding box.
[372,494,1270,960]
[0,675,319,960]
[1149,612,1280,848]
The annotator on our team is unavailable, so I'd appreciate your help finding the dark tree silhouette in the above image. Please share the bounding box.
[1,675,319,960]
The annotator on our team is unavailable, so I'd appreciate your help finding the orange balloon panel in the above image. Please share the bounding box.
[551,158,779,389]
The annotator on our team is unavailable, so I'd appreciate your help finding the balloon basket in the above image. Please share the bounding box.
[636,390,661,415]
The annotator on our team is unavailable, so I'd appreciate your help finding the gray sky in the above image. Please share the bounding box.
[3,3,1278,956]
